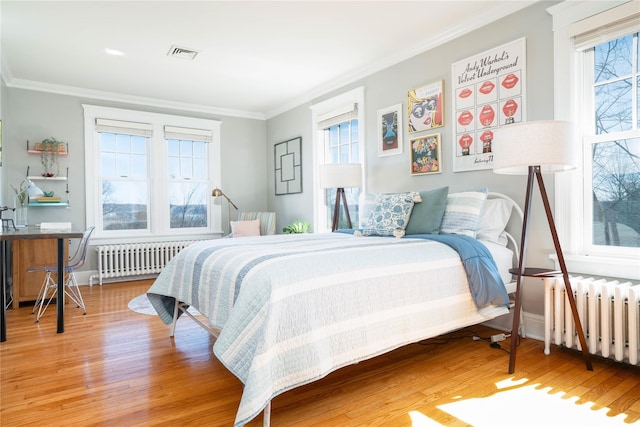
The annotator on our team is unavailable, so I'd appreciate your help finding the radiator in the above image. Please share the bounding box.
[544,276,640,365]
[91,240,202,285]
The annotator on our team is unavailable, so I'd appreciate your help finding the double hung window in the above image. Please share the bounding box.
[549,1,639,279]
[83,105,221,241]
[311,87,366,232]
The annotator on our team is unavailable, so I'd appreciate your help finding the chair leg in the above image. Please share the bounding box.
[35,275,57,323]
[31,271,50,314]
[32,272,57,322]
[64,272,86,315]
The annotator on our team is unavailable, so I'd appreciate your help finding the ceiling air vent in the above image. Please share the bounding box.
[167,45,199,60]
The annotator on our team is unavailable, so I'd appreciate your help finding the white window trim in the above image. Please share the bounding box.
[83,104,222,245]
[310,86,366,233]
[548,0,640,281]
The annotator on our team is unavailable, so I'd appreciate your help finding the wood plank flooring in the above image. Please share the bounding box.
[2,280,640,426]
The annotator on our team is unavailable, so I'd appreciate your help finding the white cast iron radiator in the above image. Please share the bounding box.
[544,276,640,365]
[91,240,202,285]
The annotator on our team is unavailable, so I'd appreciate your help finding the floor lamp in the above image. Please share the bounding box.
[319,163,362,231]
[493,120,593,374]
[212,187,238,235]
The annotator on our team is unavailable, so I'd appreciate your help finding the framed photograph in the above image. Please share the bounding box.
[410,133,441,175]
[377,104,403,157]
[451,37,526,172]
[274,136,302,195]
[407,80,444,134]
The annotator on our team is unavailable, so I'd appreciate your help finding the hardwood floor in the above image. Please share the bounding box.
[2,280,640,426]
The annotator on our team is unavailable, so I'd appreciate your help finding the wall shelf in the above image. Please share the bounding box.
[27,149,68,156]
[28,201,69,207]
[27,176,67,181]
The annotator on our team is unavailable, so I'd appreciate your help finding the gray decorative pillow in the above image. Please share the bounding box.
[440,187,488,237]
[405,186,449,235]
[362,192,419,237]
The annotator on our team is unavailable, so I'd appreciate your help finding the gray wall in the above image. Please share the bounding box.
[1,89,267,272]
[266,1,559,317]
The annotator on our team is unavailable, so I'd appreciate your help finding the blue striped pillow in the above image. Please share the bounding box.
[439,187,488,237]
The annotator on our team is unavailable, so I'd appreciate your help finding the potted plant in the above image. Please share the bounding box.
[37,137,65,177]
[282,220,312,234]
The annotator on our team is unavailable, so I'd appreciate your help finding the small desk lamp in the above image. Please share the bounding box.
[17,178,45,201]
[319,163,362,231]
[493,120,592,374]
[212,187,238,235]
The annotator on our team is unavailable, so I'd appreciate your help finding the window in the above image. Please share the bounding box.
[586,34,640,251]
[311,87,366,232]
[549,1,640,280]
[83,105,221,242]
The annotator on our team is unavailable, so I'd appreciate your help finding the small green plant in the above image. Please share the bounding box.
[10,182,28,207]
[282,220,312,234]
[39,137,65,177]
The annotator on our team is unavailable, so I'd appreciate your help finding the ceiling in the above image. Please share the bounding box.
[1,1,536,120]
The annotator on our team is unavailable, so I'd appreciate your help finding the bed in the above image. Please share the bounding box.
[147,190,522,426]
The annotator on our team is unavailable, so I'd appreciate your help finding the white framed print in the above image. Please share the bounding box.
[377,104,403,157]
[451,37,526,172]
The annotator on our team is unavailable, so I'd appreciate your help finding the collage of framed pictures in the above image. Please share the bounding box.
[377,80,444,176]
[376,37,526,176]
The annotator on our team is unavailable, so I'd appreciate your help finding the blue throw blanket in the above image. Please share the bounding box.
[406,234,509,307]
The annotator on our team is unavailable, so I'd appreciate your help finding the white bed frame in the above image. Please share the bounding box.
[167,191,524,427]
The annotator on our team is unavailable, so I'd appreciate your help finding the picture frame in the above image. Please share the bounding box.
[274,136,302,195]
[451,37,527,172]
[410,133,441,175]
[407,80,444,134]
[377,104,403,157]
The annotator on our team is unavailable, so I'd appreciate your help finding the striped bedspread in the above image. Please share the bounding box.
[147,232,510,426]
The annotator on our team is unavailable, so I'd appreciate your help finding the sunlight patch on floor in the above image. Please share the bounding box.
[436,379,630,426]
[408,411,444,426]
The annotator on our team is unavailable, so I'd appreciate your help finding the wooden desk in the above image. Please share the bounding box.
[1,226,83,342]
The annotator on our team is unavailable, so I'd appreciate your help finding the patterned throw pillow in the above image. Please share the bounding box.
[362,192,419,237]
[439,187,488,237]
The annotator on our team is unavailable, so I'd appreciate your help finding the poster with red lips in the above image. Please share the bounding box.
[451,37,526,172]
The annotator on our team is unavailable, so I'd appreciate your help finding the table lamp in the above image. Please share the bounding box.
[212,187,238,235]
[319,163,362,231]
[493,120,592,373]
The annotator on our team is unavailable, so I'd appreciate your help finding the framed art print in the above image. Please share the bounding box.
[410,133,441,175]
[451,37,526,172]
[377,104,403,157]
[407,80,444,134]
[274,136,302,195]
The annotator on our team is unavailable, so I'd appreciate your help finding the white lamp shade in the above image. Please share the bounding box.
[493,120,577,175]
[24,179,44,200]
[319,163,362,189]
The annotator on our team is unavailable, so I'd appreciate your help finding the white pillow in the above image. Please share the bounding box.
[439,187,488,237]
[476,198,513,246]
[230,219,260,237]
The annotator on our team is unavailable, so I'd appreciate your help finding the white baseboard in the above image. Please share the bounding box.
[75,270,158,286]
[482,311,545,342]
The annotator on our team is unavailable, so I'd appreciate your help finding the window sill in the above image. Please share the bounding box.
[549,253,640,281]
